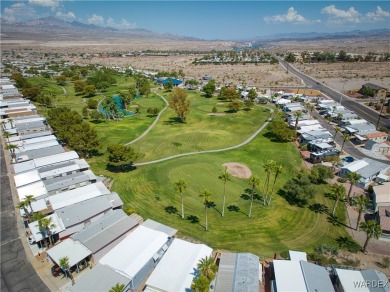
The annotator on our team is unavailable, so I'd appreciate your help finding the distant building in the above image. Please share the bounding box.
[358,83,388,98]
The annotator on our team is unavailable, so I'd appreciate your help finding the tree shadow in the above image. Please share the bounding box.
[207,201,221,215]
[262,132,287,143]
[106,163,137,173]
[224,109,238,114]
[163,117,186,125]
[164,206,178,215]
[240,193,250,200]
[172,142,182,148]
[187,215,203,229]
[227,204,247,216]
[89,119,105,124]
[278,189,305,207]
[327,215,353,229]
[309,203,329,214]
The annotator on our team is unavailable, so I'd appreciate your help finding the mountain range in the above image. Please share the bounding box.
[1,16,389,43]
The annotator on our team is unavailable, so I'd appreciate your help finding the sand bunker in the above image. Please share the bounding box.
[207,113,226,116]
[223,162,252,179]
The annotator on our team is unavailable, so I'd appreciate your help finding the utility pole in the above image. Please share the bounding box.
[375,99,386,130]
[340,78,346,106]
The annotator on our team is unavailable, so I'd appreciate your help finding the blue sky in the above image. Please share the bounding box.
[2,1,390,39]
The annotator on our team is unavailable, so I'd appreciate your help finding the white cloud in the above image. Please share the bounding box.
[321,5,361,24]
[28,0,60,9]
[2,2,36,21]
[106,17,137,29]
[264,7,319,24]
[365,6,390,22]
[55,11,76,21]
[88,14,104,25]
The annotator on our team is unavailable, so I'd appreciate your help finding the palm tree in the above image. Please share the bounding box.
[333,127,341,140]
[31,211,44,222]
[263,160,276,205]
[248,175,260,218]
[346,172,362,202]
[269,164,283,205]
[8,118,14,128]
[2,131,11,144]
[174,180,187,219]
[197,256,217,281]
[16,201,31,221]
[39,217,56,247]
[24,195,36,216]
[5,144,19,159]
[340,134,350,155]
[59,256,75,285]
[360,220,382,253]
[309,104,315,115]
[218,168,231,217]
[199,189,212,231]
[1,120,7,131]
[293,111,303,131]
[355,195,369,231]
[109,283,125,292]
[329,183,346,216]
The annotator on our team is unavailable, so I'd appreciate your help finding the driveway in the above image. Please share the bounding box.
[0,139,49,292]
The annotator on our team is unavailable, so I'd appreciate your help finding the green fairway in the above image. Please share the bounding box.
[112,127,349,257]
[130,91,271,162]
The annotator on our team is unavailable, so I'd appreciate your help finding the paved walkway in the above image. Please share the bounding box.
[134,107,273,166]
[124,90,169,146]
[60,86,67,95]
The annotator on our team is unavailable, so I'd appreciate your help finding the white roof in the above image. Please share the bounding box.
[343,160,369,172]
[99,225,169,279]
[30,199,48,212]
[17,181,47,201]
[146,239,212,292]
[15,140,59,153]
[273,260,307,292]
[28,213,65,242]
[13,117,45,124]
[48,182,110,210]
[47,238,92,268]
[14,135,57,147]
[39,159,88,179]
[13,151,79,174]
[335,269,370,292]
[14,170,40,188]
[289,250,307,262]
[276,98,291,105]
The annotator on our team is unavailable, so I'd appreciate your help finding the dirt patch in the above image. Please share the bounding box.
[129,105,139,108]
[223,162,252,179]
[207,113,226,116]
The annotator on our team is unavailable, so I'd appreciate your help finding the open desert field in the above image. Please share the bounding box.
[295,62,390,92]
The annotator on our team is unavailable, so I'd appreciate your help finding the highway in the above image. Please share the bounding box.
[278,59,390,130]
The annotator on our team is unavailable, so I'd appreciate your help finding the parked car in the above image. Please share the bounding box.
[28,236,35,245]
[51,265,63,277]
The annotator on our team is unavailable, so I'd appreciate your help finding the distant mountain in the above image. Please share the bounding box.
[0,16,201,41]
[254,29,390,41]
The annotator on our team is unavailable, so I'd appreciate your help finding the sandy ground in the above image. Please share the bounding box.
[207,113,226,116]
[223,162,252,179]
[295,62,390,92]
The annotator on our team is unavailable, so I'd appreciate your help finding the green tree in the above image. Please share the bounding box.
[169,88,190,122]
[263,160,276,204]
[310,165,334,184]
[175,180,188,219]
[218,168,231,217]
[293,111,303,131]
[59,256,75,286]
[355,195,369,231]
[244,100,254,110]
[89,110,104,121]
[109,283,125,292]
[107,144,137,169]
[74,80,87,93]
[283,173,316,206]
[47,107,83,143]
[191,275,209,292]
[82,106,89,119]
[55,75,66,86]
[247,88,258,101]
[340,134,350,155]
[268,164,283,205]
[334,126,341,139]
[211,106,217,116]
[83,85,97,97]
[228,99,241,112]
[24,195,36,215]
[203,80,216,98]
[197,256,217,281]
[220,87,239,101]
[164,79,174,91]
[284,53,296,62]
[87,99,98,110]
[248,175,260,218]
[6,144,19,160]
[329,183,346,216]
[39,217,56,247]
[268,121,296,142]
[16,200,31,221]
[21,87,41,101]
[68,122,100,157]
[360,220,382,252]
[346,172,362,202]
[3,130,11,143]
[199,189,212,231]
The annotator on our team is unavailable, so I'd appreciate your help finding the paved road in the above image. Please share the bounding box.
[278,59,390,130]
[134,107,272,166]
[0,139,49,292]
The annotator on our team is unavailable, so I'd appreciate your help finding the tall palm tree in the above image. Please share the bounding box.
[8,118,14,128]
[293,111,303,131]
[197,256,217,281]
[346,172,362,202]
[355,195,369,231]
[329,183,346,216]
[333,127,341,139]
[2,131,11,144]
[16,201,31,221]
[109,283,125,292]
[269,164,283,206]
[263,160,276,205]
[59,256,75,285]
[340,134,350,156]
[1,120,7,131]
[174,180,187,219]
[309,104,315,115]
[360,220,382,253]
[24,195,36,216]
[199,189,212,231]
[31,211,44,222]
[218,168,231,217]
[248,175,260,218]
[39,217,56,247]
[5,144,19,159]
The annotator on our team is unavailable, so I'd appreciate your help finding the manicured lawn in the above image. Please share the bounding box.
[112,127,349,258]
[130,90,271,162]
